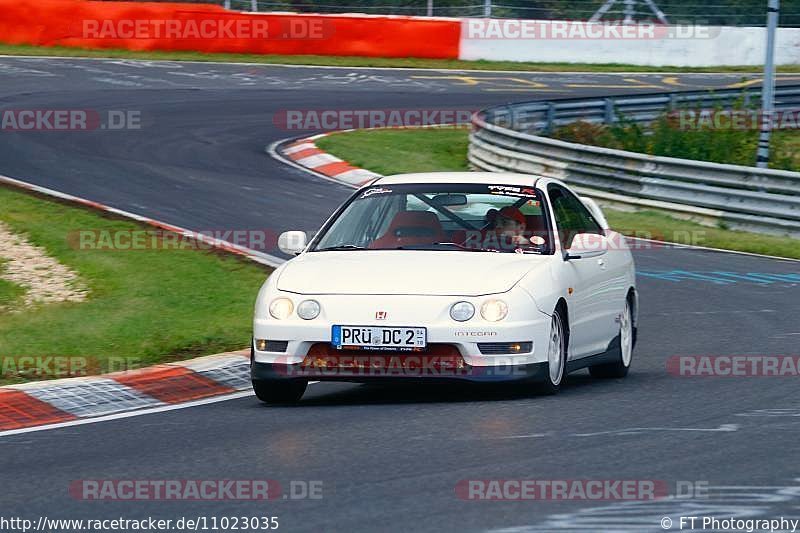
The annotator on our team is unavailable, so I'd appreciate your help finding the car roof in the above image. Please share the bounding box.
[372,172,543,187]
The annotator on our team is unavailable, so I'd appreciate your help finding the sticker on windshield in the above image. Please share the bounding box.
[487,185,536,197]
[360,187,393,198]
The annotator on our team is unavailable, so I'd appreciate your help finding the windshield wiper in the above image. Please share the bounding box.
[392,242,490,252]
[314,244,367,252]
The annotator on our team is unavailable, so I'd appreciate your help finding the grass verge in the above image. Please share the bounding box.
[316,127,800,259]
[1,43,798,73]
[0,260,26,308]
[0,185,270,384]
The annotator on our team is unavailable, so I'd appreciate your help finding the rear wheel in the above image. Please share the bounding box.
[539,310,567,395]
[589,298,633,379]
[252,379,307,404]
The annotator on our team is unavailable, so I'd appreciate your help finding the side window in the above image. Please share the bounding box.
[548,185,603,249]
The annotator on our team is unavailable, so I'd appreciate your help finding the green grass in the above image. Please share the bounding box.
[0,185,270,384]
[2,43,800,73]
[0,259,26,308]
[316,127,800,260]
[773,130,800,170]
[316,127,470,175]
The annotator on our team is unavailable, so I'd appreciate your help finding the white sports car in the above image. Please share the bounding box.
[251,172,637,403]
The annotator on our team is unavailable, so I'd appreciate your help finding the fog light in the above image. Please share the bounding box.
[256,339,267,351]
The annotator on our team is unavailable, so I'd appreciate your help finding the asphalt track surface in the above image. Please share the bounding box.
[1,57,800,532]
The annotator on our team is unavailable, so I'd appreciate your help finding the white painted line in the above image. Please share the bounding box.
[0,54,775,75]
[0,391,253,437]
[0,381,322,437]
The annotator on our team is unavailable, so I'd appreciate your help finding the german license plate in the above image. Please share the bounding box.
[332,325,427,351]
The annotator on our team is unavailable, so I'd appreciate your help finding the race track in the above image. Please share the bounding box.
[1,57,799,532]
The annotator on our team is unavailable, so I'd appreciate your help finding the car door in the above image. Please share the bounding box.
[548,184,618,359]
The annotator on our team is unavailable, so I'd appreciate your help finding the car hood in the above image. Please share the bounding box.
[276,250,550,296]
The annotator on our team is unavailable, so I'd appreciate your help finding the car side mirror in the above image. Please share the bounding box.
[565,233,608,260]
[278,231,308,255]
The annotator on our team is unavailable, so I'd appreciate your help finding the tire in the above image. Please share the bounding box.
[252,379,307,404]
[589,298,634,379]
[539,309,567,395]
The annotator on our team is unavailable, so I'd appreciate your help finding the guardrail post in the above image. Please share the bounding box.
[224,0,230,9]
[251,0,257,11]
[545,103,556,134]
[604,98,615,125]
[669,93,677,110]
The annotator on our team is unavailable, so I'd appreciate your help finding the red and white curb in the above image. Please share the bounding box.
[0,351,251,434]
[273,133,380,188]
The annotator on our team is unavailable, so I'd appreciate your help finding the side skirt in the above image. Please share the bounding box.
[565,334,621,373]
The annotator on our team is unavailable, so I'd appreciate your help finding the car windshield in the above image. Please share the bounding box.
[312,183,549,253]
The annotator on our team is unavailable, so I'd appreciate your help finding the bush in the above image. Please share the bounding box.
[551,100,799,171]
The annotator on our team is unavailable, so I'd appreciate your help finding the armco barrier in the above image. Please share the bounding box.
[0,0,460,58]
[470,87,800,238]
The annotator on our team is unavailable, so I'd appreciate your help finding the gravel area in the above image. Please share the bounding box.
[0,221,87,308]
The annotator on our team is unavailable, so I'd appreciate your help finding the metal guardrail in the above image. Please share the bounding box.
[469,85,800,237]
[483,85,800,134]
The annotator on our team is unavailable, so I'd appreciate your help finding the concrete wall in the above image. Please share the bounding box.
[459,19,800,66]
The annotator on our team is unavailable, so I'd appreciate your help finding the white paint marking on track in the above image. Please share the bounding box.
[0,391,253,438]
[571,423,739,437]
[0,381,322,438]
[0,54,769,75]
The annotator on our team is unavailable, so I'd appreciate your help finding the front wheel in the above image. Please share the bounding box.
[589,299,633,379]
[539,310,567,395]
[252,379,307,404]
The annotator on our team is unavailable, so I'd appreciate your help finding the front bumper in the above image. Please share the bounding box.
[255,293,551,359]
[252,292,553,382]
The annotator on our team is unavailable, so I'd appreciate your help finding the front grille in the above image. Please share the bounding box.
[300,343,468,375]
[477,342,533,355]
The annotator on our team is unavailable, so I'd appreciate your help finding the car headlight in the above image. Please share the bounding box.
[450,301,475,322]
[269,297,294,320]
[297,299,321,320]
[480,299,508,322]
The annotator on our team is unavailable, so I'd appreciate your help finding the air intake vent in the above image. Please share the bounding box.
[264,340,289,352]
